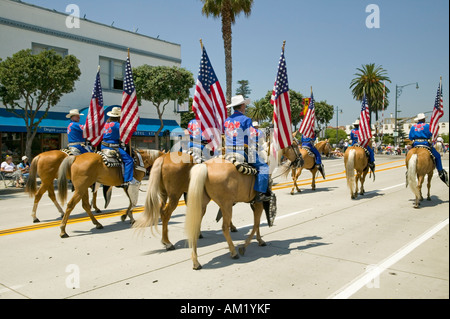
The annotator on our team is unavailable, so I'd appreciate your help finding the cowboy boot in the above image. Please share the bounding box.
[317,163,326,179]
[439,170,449,187]
[368,162,375,174]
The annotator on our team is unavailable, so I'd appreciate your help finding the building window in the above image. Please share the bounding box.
[99,57,125,91]
[32,43,68,57]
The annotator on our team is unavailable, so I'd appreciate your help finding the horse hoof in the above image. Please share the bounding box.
[193,264,203,271]
[96,224,104,230]
[231,253,240,260]
[95,210,102,214]
[199,233,203,239]
[230,226,238,233]
[166,245,176,251]
[238,246,246,256]
[259,241,267,247]
[427,197,431,201]
[60,233,69,238]
[33,218,40,223]
[120,215,127,222]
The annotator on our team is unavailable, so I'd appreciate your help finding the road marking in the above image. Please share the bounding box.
[328,218,449,299]
[0,162,411,237]
[0,284,23,294]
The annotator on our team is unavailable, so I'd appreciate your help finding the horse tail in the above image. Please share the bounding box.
[185,163,208,249]
[407,154,420,199]
[133,156,164,233]
[25,155,40,197]
[346,149,356,195]
[57,156,76,205]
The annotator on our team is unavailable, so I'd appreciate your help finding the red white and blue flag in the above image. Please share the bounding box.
[298,92,315,139]
[120,55,139,145]
[83,68,104,147]
[430,80,444,144]
[358,92,372,147]
[192,46,227,149]
[271,49,293,151]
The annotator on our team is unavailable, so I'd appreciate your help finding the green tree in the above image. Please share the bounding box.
[0,49,81,158]
[349,63,391,122]
[246,97,271,123]
[314,100,334,136]
[235,79,251,98]
[325,128,347,146]
[133,65,195,148]
[201,0,254,103]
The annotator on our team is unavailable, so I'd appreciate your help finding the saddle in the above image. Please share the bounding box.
[222,153,258,176]
[300,146,315,158]
[97,149,122,168]
[61,148,77,156]
[353,144,370,158]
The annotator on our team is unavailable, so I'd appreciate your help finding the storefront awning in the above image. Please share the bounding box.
[0,107,184,136]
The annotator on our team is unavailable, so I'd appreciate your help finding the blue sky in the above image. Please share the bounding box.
[24,0,449,125]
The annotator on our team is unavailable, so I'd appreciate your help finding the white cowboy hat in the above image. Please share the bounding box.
[66,109,84,119]
[353,119,360,126]
[226,95,251,109]
[107,107,122,117]
[414,113,426,122]
[21,156,28,161]
[252,121,260,127]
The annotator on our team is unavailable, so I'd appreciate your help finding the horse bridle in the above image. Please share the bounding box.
[289,140,304,168]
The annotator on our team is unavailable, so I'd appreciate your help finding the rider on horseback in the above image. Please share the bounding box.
[300,132,326,179]
[66,109,92,155]
[224,95,271,202]
[101,107,137,185]
[409,113,449,186]
[350,119,375,173]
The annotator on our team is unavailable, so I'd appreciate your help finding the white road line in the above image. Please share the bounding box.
[0,284,23,294]
[328,218,449,299]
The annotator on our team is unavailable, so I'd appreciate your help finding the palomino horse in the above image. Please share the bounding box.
[344,146,373,199]
[134,151,239,251]
[185,143,303,270]
[406,147,435,208]
[57,149,163,238]
[289,140,329,194]
[25,150,68,223]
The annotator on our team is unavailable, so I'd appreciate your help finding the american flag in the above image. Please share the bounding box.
[83,68,104,147]
[120,55,139,145]
[298,92,315,138]
[358,93,372,147]
[192,46,227,149]
[430,80,444,144]
[271,49,293,151]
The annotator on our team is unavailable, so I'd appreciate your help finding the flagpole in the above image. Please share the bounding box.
[200,39,203,51]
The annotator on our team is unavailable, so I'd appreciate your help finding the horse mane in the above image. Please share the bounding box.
[140,149,162,163]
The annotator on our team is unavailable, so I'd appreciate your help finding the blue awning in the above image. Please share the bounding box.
[0,106,183,136]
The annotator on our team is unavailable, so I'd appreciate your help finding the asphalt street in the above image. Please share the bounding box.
[0,153,448,300]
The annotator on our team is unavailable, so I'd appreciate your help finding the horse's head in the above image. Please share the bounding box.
[282,139,304,169]
[137,149,165,168]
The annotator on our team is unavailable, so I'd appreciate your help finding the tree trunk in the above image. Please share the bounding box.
[25,127,38,160]
[222,4,233,104]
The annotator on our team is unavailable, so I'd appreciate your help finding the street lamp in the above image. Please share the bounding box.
[335,106,343,146]
[394,82,419,146]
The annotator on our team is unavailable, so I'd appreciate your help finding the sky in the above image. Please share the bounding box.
[23,0,449,126]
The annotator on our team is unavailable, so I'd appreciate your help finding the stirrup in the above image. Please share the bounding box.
[439,170,449,187]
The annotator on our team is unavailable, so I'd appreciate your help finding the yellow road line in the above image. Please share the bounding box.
[0,160,406,237]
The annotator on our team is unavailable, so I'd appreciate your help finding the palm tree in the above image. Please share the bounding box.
[201,0,254,103]
[349,63,391,122]
[246,98,271,123]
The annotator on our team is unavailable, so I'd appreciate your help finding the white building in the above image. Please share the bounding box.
[344,114,449,141]
[0,0,184,160]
